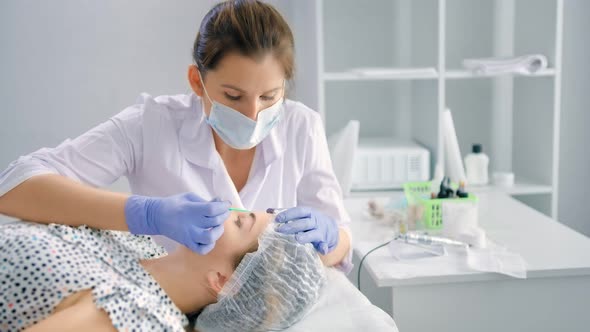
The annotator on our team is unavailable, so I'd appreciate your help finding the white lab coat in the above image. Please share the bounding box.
[0,93,352,271]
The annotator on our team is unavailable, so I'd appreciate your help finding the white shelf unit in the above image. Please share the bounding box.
[305,0,563,219]
[323,71,439,81]
[445,68,556,79]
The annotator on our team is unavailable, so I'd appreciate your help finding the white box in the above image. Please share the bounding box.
[351,138,430,191]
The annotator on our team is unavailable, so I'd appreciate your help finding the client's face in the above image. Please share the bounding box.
[195,214,326,331]
[207,211,273,264]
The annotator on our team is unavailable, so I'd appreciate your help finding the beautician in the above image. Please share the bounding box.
[0,0,351,270]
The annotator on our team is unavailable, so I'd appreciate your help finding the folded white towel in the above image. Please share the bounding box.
[463,54,548,76]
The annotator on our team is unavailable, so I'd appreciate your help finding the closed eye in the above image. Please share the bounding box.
[260,95,276,101]
[224,93,241,101]
[224,93,277,102]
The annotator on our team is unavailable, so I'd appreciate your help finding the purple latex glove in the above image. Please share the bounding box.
[274,206,339,255]
[125,192,230,255]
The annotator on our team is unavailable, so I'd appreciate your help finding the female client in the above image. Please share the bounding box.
[0,209,326,331]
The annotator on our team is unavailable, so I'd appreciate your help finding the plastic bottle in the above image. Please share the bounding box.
[464,144,489,185]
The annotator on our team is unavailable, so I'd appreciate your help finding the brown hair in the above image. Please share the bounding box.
[193,0,295,80]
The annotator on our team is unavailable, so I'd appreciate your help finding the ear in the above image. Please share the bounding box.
[187,64,204,97]
[206,270,230,294]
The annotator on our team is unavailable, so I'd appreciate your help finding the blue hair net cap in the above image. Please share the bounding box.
[195,227,326,332]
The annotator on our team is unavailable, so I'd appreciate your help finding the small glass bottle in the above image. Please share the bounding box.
[464,144,489,185]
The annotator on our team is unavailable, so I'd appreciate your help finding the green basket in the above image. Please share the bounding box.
[403,181,478,230]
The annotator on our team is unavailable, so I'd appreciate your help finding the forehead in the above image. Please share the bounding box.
[206,52,285,91]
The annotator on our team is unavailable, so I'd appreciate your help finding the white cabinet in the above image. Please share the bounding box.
[291,0,563,218]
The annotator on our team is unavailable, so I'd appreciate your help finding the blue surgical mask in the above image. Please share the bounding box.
[199,72,284,150]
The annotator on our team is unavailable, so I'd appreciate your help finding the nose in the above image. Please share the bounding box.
[242,99,262,121]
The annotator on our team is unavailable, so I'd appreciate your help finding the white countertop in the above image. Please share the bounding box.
[346,192,590,287]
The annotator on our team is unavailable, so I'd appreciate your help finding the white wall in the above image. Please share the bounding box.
[0,0,210,166]
[1,1,589,236]
[0,0,292,192]
[558,0,590,236]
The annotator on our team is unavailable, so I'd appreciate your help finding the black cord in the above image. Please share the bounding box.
[357,240,391,291]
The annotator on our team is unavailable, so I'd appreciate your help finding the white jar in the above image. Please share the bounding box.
[464,144,489,185]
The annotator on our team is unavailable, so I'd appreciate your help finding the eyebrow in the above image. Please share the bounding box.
[221,84,282,95]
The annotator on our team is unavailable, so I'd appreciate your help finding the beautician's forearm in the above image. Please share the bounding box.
[0,174,129,231]
[320,228,351,267]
